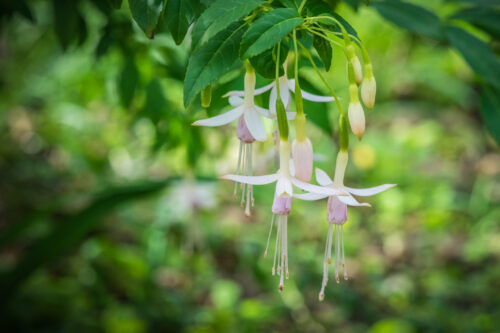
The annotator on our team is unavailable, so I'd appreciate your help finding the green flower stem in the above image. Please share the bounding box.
[293,29,307,142]
[297,40,344,117]
[275,41,289,140]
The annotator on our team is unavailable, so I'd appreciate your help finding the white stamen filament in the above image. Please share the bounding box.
[319,223,348,301]
[269,215,289,292]
[235,142,254,216]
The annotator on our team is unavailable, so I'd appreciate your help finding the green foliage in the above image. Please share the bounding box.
[480,85,500,144]
[372,0,444,40]
[451,7,500,39]
[446,26,500,90]
[184,22,247,106]
[162,0,197,45]
[250,42,289,79]
[313,34,332,71]
[118,56,139,108]
[191,0,264,50]
[239,8,304,59]
[128,0,164,38]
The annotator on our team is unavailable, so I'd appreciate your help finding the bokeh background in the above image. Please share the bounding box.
[1,0,499,332]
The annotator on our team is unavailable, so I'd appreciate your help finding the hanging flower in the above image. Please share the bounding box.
[222,140,347,291]
[192,67,271,216]
[295,151,395,300]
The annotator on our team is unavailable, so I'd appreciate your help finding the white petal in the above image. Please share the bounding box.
[344,184,396,196]
[294,192,328,201]
[254,82,275,95]
[288,79,335,102]
[244,109,267,141]
[315,168,333,186]
[229,96,243,106]
[338,194,371,207]
[276,177,293,197]
[289,159,295,177]
[279,78,291,108]
[255,105,271,118]
[269,85,277,116]
[221,173,278,185]
[285,112,296,120]
[192,106,243,127]
[291,178,346,196]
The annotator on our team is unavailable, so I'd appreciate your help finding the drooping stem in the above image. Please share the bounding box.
[275,41,289,140]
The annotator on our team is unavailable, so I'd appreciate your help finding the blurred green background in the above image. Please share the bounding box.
[1,0,499,332]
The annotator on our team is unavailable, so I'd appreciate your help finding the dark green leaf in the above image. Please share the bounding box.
[451,7,500,39]
[446,26,500,89]
[0,180,170,304]
[118,56,139,108]
[128,0,163,38]
[480,85,500,145]
[372,0,444,40]
[300,76,332,134]
[163,0,197,45]
[313,34,332,71]
[250,42,289,79]
[240,8,303,59]
[184,23,247,106]
[192,0,264,50]
[52,0,79,50]
[108,0,122,9]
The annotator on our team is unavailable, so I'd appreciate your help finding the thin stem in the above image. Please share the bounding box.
[298,0,308,14]
[297,40,344,117]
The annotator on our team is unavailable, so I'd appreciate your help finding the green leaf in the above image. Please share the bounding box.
[240,8,303,59]
[299,76,332,134]
[52,0,80,50]
[163,0,197,45]
[313,34,332,71]
[108,0,122,9]
[128,0,164,38]
[372,0,444,40]
[250,42,289,79]
[446,26,500,90]
[192,0,264,50]
[451,7,500,39]
[184,22,247,106]
[118,56,139,108]
[480,85,500,145]
[0,180,170,304]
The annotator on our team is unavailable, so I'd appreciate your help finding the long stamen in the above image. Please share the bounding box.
[272,216,281,275]
[284,217,289,279]
[327,224,333,264]
[240,144,247,205]
[249,144,254,206]
[279,216,285,291]
[264,215,275,257]
[342,225,348,280]
[233,141,244,197]
[335,225,340,283]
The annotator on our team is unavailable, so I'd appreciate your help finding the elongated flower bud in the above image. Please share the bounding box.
[361,64,376,109]
[348,84,365,140]
[292,137,313,182]
[347,44,362,85]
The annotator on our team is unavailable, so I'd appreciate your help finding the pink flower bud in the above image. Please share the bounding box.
[237,116,255,143]
[348,101,365,140]
[272,194,292,215]
[327,196,347,225]
[292,138,313,182]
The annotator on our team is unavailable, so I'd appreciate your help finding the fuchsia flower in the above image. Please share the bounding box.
[222,141,347,291]
[192,70,271,216]
[295,151,395,300]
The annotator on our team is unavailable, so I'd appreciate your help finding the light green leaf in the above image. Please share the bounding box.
[240,8,303,59]
[372,0,444,40]
[128,0,164,38]
[446,26,500,90]
[192,0,263,50]
[480,85,500,145]
[184,22,247,106]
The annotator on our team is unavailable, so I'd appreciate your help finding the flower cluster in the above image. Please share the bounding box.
[192,26,394,300]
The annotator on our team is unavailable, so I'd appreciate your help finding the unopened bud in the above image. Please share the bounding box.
[348,84,365,140]
[346,44,363,85]
[361,64,376,109]
[201,84,212,108]
[292,137,313,182]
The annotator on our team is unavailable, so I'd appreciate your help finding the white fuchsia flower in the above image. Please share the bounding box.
[295,151,395,300]
[192,69,271,216]
[222,140,347,291]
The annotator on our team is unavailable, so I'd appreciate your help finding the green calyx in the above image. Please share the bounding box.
[339,114,349,152]
[276,98,289,140]
[295,113,306,142]
[201,84,212,108]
